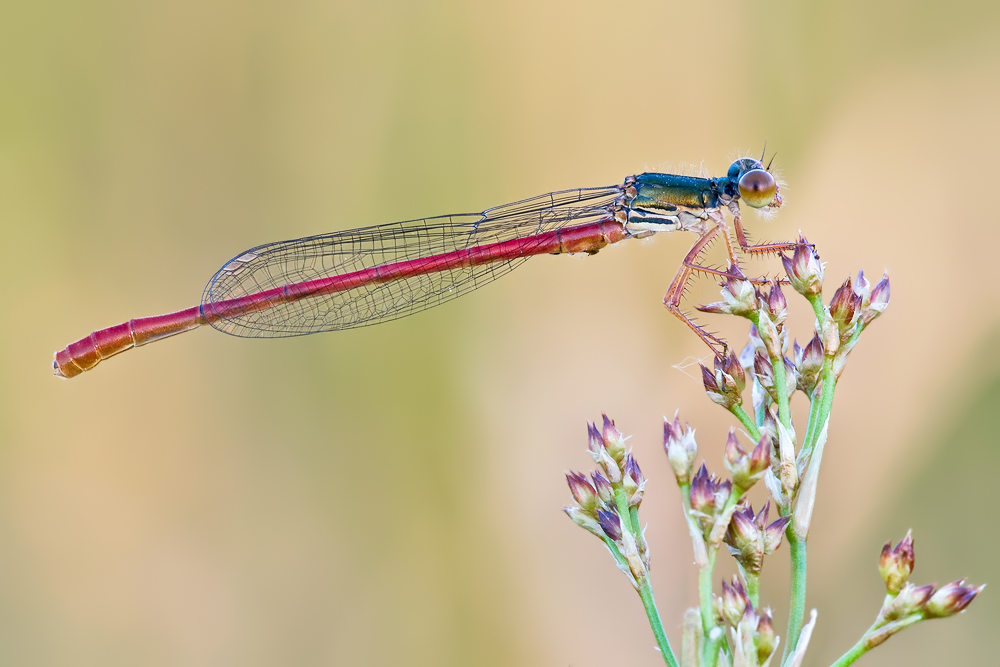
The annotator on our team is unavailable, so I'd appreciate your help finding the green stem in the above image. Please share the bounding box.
[799,391,822,457]
[602,535,627,569]
[730,404,762,441]
[629,505,642,538]
[781,531,808,664]
[770,351,793,432]
[698,552,717,636]
[613,488,632,526]
[639,582,680,667]
[743,568,760,608]
[807,293,825,323]
[801,358,836,460]
[828,638,867,667]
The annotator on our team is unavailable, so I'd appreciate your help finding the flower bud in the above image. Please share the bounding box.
[591,471,614,505]
[597,508,623,541]
[765,281,788,328]
[697,265,760,319]
[854,270,871,310]
[879,530,915,595]
[829,278,861,336]
[781,236,824,296]
[795,334,824,396]
[820,308,840,356]
[622,454,645,507]
[587,420,621,483]
[754,352,775,394]
[725,429,771,491]
[882,583,935,621]
[701,355,745,409]
[565,471,599,512]
[689,464,714,513]
[756,308,782,359]
[924,580,985,618]
[601,414,626,463]
[563,506,606,538]
[721,576,749,627]
[724,501,790,575]
[754,609,778,664]
[722,352,747,394]
[664,416,698,485]
[861,271,890,326]
[689,464,731,539]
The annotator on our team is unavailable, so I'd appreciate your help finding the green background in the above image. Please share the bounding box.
[1,0,998,664]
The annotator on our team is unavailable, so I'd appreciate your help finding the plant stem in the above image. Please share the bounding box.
[828,638,867,667]
[781,531,808,664]
[770,351,793,432]
[743,569,760,608]
[730,404,762,441]
[801,359,836,460]
[698,551,718,636]
[799,391,822,458]
[638,581,681,667]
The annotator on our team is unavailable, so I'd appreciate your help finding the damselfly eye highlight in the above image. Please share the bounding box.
[737,169,777,209]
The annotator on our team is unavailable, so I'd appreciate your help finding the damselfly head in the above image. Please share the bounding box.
[737,169,778,209]
[725,158,779,209]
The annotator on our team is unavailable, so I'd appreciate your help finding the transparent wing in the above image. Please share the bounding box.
[202,185,621,338]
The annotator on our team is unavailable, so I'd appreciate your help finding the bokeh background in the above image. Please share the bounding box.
[1,0,998,665]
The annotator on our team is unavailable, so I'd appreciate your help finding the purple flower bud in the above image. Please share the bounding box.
[587,422,604,460]
[724,502,789,575]
[725,430,769,491]
[754,352,775,393]
[591,471,614,504]
[622,454,645,507]
[756,308,782,359]
[697,265,760,318]
[725,428,745,466]
[767,281,787,321]
[597,508,623,541]
[722,352,747,394]
[829,278,861,335]
[565,471,598,512]
[689,464,716,516]
[601,414,626,463]
[796,333,825,396]
[879,530,915,595]
[701,364,729,407]
[721,576,749,626]
[781,236,824,296]
[924,580,985,618]
[862,271,890,326]
[749,436,771,477]
[883,583,935,621]
[664,416,698,485]
[588,419,621,483]
[763,514,791,553]
[854,270,871,309]
[725,506,761,571]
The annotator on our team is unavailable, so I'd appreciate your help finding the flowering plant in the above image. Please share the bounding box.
[563,239,982,667]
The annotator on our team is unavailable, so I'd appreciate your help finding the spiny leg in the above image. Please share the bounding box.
[728,201,804,256]
[664,226,730,358]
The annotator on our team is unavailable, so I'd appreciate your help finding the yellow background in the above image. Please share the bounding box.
[2,0,998,664]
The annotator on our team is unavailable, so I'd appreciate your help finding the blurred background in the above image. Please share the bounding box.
[1,0,998,664]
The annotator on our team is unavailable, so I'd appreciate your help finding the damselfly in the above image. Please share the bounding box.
[53,156,795,378]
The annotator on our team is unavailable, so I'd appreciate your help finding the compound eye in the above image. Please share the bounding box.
[737,169,777,208]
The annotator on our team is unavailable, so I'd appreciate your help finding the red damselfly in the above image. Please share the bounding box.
[54,157,794,378]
